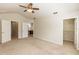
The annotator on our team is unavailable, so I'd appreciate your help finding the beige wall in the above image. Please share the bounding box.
[63,19,75,41]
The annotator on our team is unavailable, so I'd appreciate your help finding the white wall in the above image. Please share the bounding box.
[34,10,79,50]
[18,21,22,39]
[0,13,33,22]
[33,4,79,48]
[0,13,33,39]
[34,13,63,45]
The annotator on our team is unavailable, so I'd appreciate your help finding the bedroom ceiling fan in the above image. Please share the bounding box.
[19,3,39,13]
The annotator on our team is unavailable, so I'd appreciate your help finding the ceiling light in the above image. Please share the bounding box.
[27,9,33,12]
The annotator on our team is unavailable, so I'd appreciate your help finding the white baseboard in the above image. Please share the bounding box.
[1,39,11,44]
[18,37,28,39]
[64,39,74,42]
[34,36,63,46]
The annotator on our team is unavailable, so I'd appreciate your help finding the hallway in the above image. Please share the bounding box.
[0,37,79,55]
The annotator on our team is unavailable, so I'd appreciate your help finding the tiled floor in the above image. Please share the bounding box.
[0,37,79,55]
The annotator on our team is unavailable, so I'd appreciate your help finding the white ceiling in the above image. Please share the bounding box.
[0,3,79,19]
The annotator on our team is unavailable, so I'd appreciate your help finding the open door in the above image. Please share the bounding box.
[11,21,18,39]
[22,22,28,38]
[2,20,11,43]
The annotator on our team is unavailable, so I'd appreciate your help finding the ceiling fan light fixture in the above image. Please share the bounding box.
[27,9,33,12]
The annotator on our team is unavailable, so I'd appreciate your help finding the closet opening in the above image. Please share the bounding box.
[63,18,75,48]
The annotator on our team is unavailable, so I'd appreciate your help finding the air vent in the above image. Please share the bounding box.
[53,12,58,14]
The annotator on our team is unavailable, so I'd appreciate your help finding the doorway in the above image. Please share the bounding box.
[11,21,18,39]
[63,18,75,48]
[28,23,33,37]
[21,22,29,38]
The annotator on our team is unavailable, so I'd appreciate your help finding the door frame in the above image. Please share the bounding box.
[11,21,18,39]
[63,18,77,49]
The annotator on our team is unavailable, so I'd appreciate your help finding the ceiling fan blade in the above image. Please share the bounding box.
[32,11,35,13]
[28,3,33,6]
[24,10,27,12]
[27,3,33,9]
[33,8,39,10]
[19,5,27,8]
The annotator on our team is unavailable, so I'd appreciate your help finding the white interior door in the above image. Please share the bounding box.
[2,20,11,43]
[22,22,28,38]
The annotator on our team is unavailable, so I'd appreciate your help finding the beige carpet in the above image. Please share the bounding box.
[0,37,79,55]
